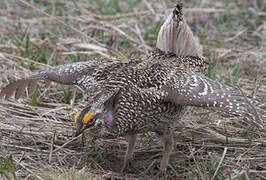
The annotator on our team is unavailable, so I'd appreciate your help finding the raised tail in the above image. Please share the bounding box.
[156,2,203,58]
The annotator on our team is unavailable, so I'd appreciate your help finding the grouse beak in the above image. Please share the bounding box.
[75,126,87,137]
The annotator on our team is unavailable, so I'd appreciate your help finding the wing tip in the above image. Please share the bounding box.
[0,78,38,100]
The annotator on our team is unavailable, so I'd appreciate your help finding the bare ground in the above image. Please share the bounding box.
[0,0,266,179]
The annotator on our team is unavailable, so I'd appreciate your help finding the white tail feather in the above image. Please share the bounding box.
[156,11,203,58]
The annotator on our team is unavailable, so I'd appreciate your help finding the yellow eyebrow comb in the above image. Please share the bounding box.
[74,112,95,124]
[74,112,79,123]
[83,112,95,124]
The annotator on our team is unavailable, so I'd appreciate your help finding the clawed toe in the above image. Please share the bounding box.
[121,158,134,173]
[153,169,168,180]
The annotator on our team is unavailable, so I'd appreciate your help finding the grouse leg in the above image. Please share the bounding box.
[157,128,173,173]
[121,133,137,172]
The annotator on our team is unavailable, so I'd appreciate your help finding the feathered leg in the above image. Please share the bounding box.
[159,129,173,172]
[121,133,137,172]
[153,129,173,179]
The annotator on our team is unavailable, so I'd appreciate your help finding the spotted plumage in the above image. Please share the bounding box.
[0,2,258,175]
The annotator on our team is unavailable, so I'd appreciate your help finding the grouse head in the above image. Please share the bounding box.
[74,90,120,138]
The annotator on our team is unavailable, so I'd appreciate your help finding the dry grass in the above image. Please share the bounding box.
[0,0,266,179]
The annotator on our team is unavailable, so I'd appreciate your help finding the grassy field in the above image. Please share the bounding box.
[0,0,266,179]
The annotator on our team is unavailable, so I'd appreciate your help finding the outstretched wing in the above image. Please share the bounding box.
[0,61,100,99]
[160,67,257,119]
[0,59,140,99]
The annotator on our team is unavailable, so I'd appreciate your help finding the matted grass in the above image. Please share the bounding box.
[0,0,266,179]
